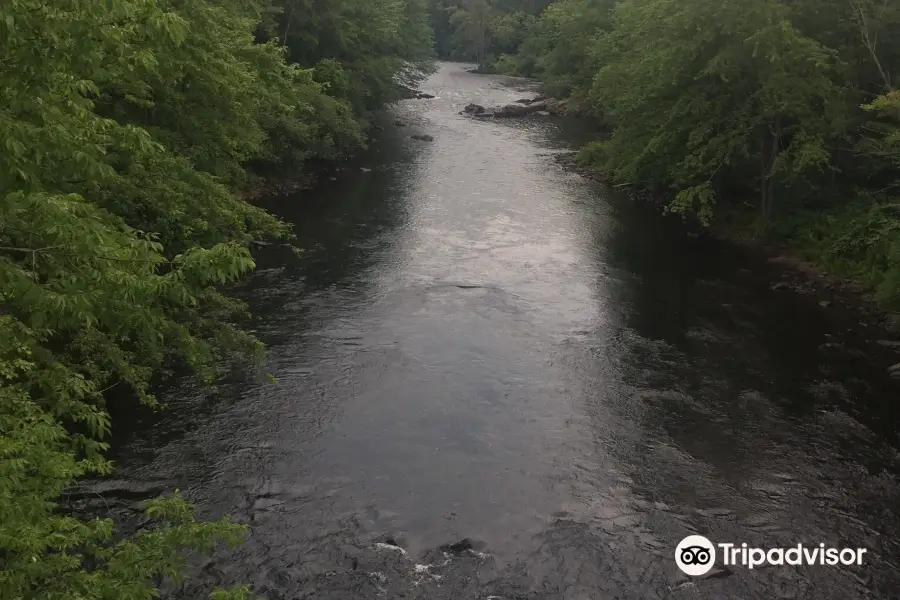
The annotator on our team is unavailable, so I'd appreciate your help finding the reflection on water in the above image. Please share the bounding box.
[102,63,900,600]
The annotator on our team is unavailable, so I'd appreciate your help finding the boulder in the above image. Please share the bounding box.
[463,99,564,118]
[394,119,406,127]
[411,134,434,142]
[486,99,558,118]
[497,102,550,117]
[495,104,533,117]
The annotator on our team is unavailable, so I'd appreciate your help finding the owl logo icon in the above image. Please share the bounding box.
[675,535,716,576]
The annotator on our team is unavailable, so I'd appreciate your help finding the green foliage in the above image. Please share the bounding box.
[511,0,614,98]
[0,324,248,600]
[590,0,846,206]
[485,0,900,306]
[1,0,432,597]
[779,201,900,307]
[428,0,549,69]
[265,0,435,112]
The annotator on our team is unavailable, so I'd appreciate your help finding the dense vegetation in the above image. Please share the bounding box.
[436,0,900,308]
[0,0,431,598]
[427,0,552,69]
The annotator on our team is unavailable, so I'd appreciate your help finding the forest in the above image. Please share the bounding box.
[0,0,431,597]
[430,0,900,308]
[4,0,900,597]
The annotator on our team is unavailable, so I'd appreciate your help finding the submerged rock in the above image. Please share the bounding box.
[399,85,436,100]
[411,134,434,142]
[464,103,485,114]
[443,538,474,553]
[394,119,406,127]
[439,537,487,555]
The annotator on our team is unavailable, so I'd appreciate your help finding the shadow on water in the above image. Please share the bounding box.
[106,117,424,463]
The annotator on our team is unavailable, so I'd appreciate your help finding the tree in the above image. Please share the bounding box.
[1,0,433,596]
[501,0,900,304]
[429,0,550,70]
[266,0,434,112]
[449,0,495,67]
[587,0,846,224]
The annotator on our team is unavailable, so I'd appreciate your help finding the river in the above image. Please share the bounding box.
[104,63,900,599]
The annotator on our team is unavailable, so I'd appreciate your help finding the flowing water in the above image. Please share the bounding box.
[103,63,900,599]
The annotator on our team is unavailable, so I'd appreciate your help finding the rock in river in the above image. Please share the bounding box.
[411,134,434,142]
[464,99,560,118]
[494,104,535,117]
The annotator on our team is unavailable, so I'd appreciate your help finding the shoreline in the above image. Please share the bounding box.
[553,151,900,339]
[239,152,365,203]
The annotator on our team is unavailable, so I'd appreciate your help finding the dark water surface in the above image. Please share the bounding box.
[108,64,900,599]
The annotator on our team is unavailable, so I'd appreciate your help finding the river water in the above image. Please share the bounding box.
[106,63,900,599]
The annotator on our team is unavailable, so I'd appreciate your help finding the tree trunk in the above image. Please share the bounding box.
[760,118,781,225]
[761,132,770,224]
[768,118,780,223]
[282,3,294,46]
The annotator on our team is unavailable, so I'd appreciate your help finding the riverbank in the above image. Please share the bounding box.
[240,88,433,202]
[554,151,900,345]
[240,159,356,202]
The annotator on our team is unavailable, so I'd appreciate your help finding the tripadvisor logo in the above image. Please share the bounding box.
[675,535,868,576]
[675,535,716,576]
